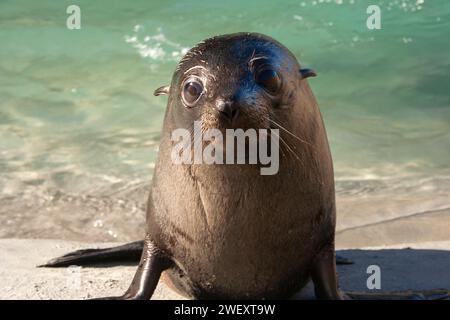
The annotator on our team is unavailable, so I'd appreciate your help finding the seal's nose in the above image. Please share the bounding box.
[215,100,239,122]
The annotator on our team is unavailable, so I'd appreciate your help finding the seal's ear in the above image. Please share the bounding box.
[154,85,170,96]
[299,68,317,79]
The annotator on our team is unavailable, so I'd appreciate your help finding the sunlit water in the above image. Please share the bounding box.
[0,0,449,242]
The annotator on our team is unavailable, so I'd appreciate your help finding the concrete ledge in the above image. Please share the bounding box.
[1,239,449,300]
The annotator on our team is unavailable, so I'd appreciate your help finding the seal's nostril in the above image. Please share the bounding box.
[216,100,239,121]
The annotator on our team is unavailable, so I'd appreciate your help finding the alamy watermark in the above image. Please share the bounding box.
[366,5,381,30]
[66,265,82,290]
[366,264,381,289]
[66,5,81,30]
[171,121,280,175]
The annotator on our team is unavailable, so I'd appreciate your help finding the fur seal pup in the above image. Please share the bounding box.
[42,32,344,299]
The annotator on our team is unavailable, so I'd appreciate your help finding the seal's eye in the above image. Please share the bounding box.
[255,68,281,95]
[182,79,204,107]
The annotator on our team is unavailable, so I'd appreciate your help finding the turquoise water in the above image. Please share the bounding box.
[0,0,449,241]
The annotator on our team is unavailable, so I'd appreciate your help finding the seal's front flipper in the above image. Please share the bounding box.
[345,289,450,300]
[94,234,172,300]
[38,240,144,267]
[311,246,346,300]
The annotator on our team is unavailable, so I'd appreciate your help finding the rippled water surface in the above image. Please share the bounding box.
[0,0,449,242]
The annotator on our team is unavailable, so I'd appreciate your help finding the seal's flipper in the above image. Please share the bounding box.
[335,254,354,265]
[38,240,144,267]
[345,289,450,300]
[94,234,173,300]
[311,246,346,300]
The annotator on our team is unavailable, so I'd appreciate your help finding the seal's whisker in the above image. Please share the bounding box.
[266,118,313,147]
[272,130,295,161]
[271,130,304,166]
[266,130,286,158]
[281,136,303,165]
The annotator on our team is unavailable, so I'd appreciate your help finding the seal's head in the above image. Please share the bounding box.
[154,32,316,133]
